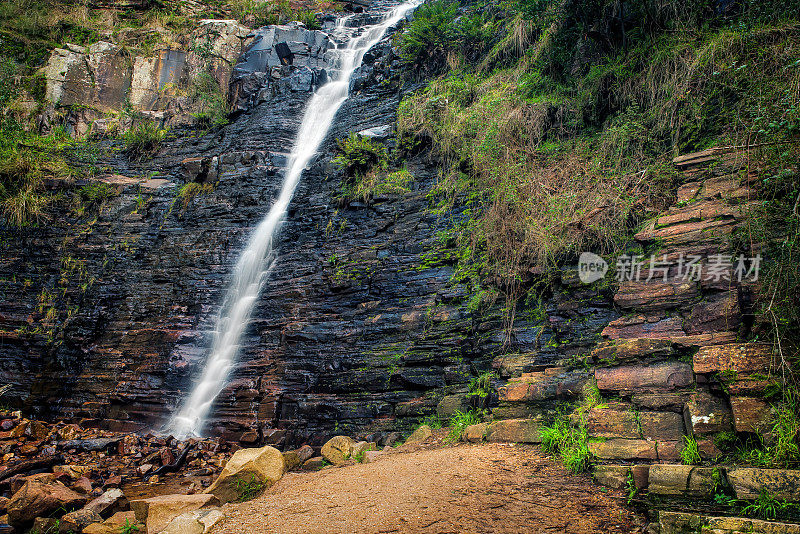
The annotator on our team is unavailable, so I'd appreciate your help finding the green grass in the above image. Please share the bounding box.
[123,122,167,160]
[680,435,701,465]
[233,474,265,502]
[445,408,482,444]
[539,416,592,473]
[740,489,800,520]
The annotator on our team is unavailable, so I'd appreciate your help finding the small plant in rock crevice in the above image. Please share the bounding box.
[123,122,167,160]
[120,518,140,534]
[234,474,266,502]
[680,435,701,465]
[333,133,388,179]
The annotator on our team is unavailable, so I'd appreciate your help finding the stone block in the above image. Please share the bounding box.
[683,391,732,436]
[485,419,540,443]
[593,466,629,489]
[436,394,469,420]
[131,494,219,534]
[583,408,639,439]
[591,338,677,363]
[730,396,775,434]
[588,439,657,460]
[693,343,772,374]
[639,411,685,441]
[648,465,716,496]
[595,362,693,392]
[727,468,800,501]
[462,423,487,443]
[499,370,589,402]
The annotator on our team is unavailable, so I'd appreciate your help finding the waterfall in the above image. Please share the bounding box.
[167,1,419,439]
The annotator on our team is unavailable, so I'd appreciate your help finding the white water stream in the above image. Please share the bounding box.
[167,1,419,438]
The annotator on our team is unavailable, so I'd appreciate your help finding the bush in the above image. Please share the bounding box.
[123,122,167,160]
[176,182,214,209]
[398,1,458,73]
[333,134,388,178]
[446,409,482,443]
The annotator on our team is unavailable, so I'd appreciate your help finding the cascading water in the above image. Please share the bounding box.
[167,1,419,439]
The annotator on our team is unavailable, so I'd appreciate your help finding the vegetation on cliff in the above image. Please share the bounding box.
[395,0,800,468]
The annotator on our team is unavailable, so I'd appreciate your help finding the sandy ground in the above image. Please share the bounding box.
[211,441,644,534]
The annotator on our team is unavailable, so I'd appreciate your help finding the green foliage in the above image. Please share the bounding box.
[123,122,167,160]
[80,182,117,205]
[189,72,229,129]
[420,413,443,430]
[446,408,482,443]
[176,182,214,209]
[680,435,701,465]
[540,415,592,473]
[234,474,265,502]
[342,166,413,202]
[740,489,800,520]
[2,187,50,227]
[625,471,637,504]
[120,518,140,534]
[334,134,388,178]
[398,1,458,72]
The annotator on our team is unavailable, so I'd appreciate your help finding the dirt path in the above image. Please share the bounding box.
[212,442,644,534]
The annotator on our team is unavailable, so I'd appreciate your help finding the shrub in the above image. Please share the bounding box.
[344,167,413,201]
[80,182,117,204]
[123,122,167,160]
[333,134,388,178]
[398,1,458,73]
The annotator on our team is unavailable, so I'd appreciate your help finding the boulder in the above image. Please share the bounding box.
[462,423,487,443]
[85,488,128,518]
[161,508,224,534]
[83,511,138,534]
[321,436,354,464]
[485,419,541,443]
[405,425,432,444]
[7,474,88,526]
[204,445,285,503]
[59,508,103,532]
[351,441,373,458]
[131,494,220,534]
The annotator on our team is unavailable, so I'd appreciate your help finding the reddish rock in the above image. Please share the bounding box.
[693,343,773,374]
[602,315,685,340]
[595,362,693,392]
[730,396,775,434]
[7,474,87,526]
[588,439,658,460]
[656,440,683,461]
[591,338,677,363]
[294,445,314,463]
[614,281,698,311]
[639,411,685,441]
[499,370,589,402]
[583,408,639,439]
[160,448,176,466]
[685,292,741,334]
[71,477,93,495]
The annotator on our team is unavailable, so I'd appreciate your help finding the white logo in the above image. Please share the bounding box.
[578,252,608,284]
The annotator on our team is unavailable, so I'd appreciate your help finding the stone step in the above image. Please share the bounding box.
[656,511,800,534]
[462,418,541,444]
